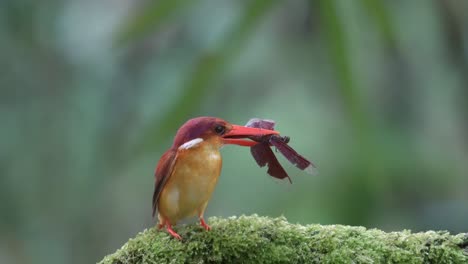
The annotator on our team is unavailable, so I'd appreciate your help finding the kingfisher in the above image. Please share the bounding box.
[152,116,279,240]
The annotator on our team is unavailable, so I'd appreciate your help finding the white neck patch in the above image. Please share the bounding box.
[178,138,204,150]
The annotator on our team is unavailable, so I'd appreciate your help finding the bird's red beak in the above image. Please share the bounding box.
[222,124,279,146]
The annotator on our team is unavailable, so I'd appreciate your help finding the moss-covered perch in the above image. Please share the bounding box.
[99,215,468,263]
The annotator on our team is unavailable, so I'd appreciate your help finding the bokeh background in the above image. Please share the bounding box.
[1,0,468,263]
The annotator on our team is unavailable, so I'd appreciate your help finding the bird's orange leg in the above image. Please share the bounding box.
[157,214,166,230]
[165,222,182,240]
[157,220,165,230]
[200,217,211,231]
[198,203,211,231]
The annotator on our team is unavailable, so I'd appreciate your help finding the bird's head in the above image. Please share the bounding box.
[172,116,279,150]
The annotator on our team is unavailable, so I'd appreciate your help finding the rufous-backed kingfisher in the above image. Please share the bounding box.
[152,116,279,240]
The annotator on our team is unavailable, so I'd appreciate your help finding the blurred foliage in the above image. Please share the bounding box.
[136,0,279,155]
[1,0,468,264]
[117,0,196,44]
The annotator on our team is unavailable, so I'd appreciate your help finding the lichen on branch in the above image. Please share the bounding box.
[99,215,468,263]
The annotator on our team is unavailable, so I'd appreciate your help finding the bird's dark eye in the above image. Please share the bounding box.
[214,125,225,135]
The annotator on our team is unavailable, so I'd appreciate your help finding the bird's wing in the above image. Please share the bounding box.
[152,149,178,217]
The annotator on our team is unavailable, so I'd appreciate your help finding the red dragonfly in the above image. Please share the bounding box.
[245,118,317,182]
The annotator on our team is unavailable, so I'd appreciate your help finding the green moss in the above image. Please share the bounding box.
[99,215,468,264]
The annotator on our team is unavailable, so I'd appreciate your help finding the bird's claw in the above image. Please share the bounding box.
[200,218,211,231]
[166,224,182,240]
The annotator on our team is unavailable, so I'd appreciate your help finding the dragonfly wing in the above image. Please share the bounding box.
[251,142,291,182]
[245,118,276,130]
[270,138,317,175]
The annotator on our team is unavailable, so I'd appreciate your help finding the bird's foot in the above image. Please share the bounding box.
[166,224,182,240]
[200,218,211,231]
[157,223,164,230]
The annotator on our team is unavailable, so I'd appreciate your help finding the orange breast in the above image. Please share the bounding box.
[158,141,222,224]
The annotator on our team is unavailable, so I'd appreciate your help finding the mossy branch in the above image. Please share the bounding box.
[99,215,468,263]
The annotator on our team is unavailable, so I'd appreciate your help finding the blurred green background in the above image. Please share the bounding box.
[1,0,468,263]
